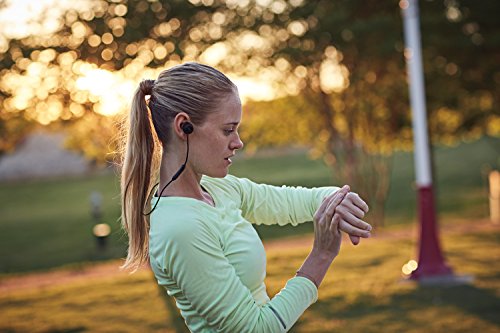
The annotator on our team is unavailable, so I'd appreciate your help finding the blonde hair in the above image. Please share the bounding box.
[120,62,236,271]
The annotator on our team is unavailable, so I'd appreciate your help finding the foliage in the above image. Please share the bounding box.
[1,0,498,155]
[62,112,122,164]
[0,0,498,220]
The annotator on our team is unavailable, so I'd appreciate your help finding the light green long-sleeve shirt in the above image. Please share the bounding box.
[149,174,338,332]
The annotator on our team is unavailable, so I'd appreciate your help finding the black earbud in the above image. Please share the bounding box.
[181,122,193,135]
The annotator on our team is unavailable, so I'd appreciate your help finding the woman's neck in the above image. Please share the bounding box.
[158,154,214,206]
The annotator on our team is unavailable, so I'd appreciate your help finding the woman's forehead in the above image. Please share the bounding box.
[206,93,242,123]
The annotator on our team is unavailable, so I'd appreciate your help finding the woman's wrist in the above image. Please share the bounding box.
[296,249,335,289]
[310,247,337,262]
[295,270,319,288]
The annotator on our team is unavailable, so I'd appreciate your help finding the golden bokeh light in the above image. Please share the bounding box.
[114,4,127,17]
[112,26,125,37]
[401,264,412,275]
[294,66,308,78]
[199,42,228,66]
[208,23,222,40]
[212,12,226,25]
[169,18,181,31]
[401,259,418,276]
[408,260,418,271]
[189,28,203,43]
[155,23,171,37]
[137,49,154,65]
[38,49,57,63]
[101,49,114,61]
[271,0,286,14]
[125,43,138,56]
[69,102,85,117]
[57,51,78,66]
[237,31,268,51]
[231,75,279,103]
[93,223,111,238]
[153,45,168,60]
[71,22,88,39]
[287,20,308,37]
[101,33,114,45]
[88,34,101,47]
[320,59,349,94]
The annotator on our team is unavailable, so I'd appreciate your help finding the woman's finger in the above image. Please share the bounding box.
[349,235,360,245]
[315,186,346,220]
[314,194,333,222]
[349,193,369,214]
[315,187,345,221]
[323,186,349,226]
[336,210,372,231]
[338,202,365,219]
[338,219,371,238]
[329,213,341,235]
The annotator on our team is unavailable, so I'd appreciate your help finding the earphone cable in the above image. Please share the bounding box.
[143,135,189,216]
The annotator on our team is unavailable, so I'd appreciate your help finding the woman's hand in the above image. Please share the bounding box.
[312,185,350,259]
[335,191,371,245]
[297,185,357,288]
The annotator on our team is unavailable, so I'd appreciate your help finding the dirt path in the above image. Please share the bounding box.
[1,218,498,294]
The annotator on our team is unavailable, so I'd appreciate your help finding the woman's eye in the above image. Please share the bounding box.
[224,129,235,135]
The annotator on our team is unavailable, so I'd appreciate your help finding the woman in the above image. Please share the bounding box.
[120,62,371,332]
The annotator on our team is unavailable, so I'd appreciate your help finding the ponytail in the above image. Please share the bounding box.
[120,79,159,271]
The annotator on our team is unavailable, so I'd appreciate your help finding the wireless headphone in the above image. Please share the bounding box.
[181,122,193,135]
[143,122,193,215]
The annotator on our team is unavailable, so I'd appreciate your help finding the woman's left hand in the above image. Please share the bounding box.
[334,192,371,245]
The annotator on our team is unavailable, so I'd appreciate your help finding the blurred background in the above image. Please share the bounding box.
[0,0,498,332]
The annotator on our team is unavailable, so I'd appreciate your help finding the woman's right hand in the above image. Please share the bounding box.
[311,185,350,259]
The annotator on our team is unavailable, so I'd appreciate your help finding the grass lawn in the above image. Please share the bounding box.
[0,136,498,273]
[0,172,125,273]
[0,219,498,332]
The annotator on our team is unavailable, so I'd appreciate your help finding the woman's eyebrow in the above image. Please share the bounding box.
[224,122,240,125]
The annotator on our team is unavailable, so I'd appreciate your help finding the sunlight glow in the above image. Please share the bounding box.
[0,0,90,39]
[76,67,136,116]
[231,76,277,103]
[320,59,349,93]
[0,0,311,121]
[200,42,228,66]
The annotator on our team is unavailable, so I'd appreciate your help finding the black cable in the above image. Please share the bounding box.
[143,136,189,216]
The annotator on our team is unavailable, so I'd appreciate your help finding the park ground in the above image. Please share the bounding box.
[0,217,499,333]
[0,137,499,332]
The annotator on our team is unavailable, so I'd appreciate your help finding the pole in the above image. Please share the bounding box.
[400,0,453,281]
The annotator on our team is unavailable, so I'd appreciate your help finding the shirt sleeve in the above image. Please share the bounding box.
[158,216,318,333]
[224,175,340,226]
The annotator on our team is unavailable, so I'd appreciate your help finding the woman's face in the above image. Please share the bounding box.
[189,91,244,178]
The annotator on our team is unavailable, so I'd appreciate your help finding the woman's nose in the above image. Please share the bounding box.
[231,135,244,150]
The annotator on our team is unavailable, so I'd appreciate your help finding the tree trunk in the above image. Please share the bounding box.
[312,90,393,227]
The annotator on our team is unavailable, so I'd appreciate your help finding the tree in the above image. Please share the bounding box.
[1,0,498,222]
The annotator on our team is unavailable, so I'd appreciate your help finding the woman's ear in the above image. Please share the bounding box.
[173,113,191,140]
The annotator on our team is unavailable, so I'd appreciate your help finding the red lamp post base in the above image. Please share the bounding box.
[410,185,453,280]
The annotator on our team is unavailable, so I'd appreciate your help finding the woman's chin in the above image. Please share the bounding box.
[204,168,229,178]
